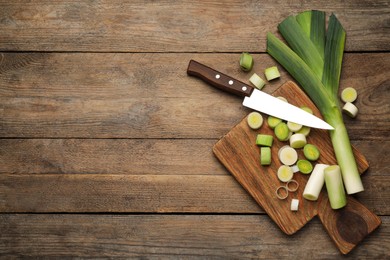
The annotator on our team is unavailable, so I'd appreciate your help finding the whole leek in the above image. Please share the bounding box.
[267,10,364,194]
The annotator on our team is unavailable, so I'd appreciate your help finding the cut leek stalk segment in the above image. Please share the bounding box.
[291,165,300,173]
[341,87,357,103]
[264,66,281,81]
[277,165,294,182]
[256,134,273,147]
[342,102,358,118]
[260,147,272,165]
[303,164,329,201]
[247,112,264,130]
[297,159,313,174]
[277,96,288,103]
[291,198,299,211]
[303,144,320,161]
[278,146,298,166]
[249,73,266,89]
[274,122,290,141]
[266,11,364,194]
[324,165,347,209]
[267,116,282,129]
[239,52,254,71]
[287,121,303,132]
[300,106,313,114]
[286,179,299,192]
[289,133,307,148]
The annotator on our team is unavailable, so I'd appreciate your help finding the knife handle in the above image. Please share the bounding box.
[187,60,254,98]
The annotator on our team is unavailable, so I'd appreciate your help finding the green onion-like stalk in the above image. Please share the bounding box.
[267,11,364,194]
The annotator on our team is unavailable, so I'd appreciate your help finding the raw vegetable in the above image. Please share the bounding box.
[296,125,311,136]
[300,106,313,114]
[247,112,264,129]
[276,186,288,200]
[291,165,300,173]
[303,164,329,201]
[277,96,288,102]
[303,144,320,161]
[286,179,299,192]
[341,87,357,103]
[264,66,281,81]
[274,122,290,141]
[297,159,313,174]
[266,10,364,194]
[267,116,282,129]
[291,199,299,211]
[249,73,266,89]
[287,121,302,132]
[260,147,272,165]
[289,133,307,148]
[278,146,298,165]
[239,52,253,71]
[342,102,358,118]
[256,134,273,147]
[324,165,347,209]
[277,165,294,182]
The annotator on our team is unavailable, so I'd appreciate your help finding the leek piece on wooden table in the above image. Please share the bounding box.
[266,10,364,194]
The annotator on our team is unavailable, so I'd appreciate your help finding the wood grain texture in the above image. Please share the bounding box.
[0,53,388,139]
[0,1,389,52]
[1,214,388,259]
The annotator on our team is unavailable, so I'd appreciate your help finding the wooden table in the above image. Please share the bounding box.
[0,1,389,258]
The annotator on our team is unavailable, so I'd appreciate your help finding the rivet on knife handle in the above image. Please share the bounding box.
[187,60,254,98]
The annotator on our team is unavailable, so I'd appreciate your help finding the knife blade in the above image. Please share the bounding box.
[187,60,333,130]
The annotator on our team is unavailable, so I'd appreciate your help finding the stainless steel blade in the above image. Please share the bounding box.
[243,89,334,130]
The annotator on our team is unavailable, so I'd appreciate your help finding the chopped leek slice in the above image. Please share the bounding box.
[277,165,293,182]
[249,73,266,89]
[291,198,299,211]
[300,106,313,114]
[341,87,357,103]
[267,116,282,129]
[256,134,273,147]
[274,122,290,141]
[297,159,313,174]
[342,102,358,118]
[260,147,272,165]
[247,112,264,129]
[240,52,254,71]
[296,125,311,136]
[289,133,307,148]
[287,121,302,132]
[303,144,320,161]
[264,66,281,81]
[278,146,298,166]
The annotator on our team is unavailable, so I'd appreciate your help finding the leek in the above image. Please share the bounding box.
[267,10,364,194]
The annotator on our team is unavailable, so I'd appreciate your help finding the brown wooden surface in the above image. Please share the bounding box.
[0,1,389,258]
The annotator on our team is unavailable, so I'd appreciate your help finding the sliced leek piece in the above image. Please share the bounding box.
[247,111,264,130]
[296,125,311,136]
[289,133,307,148]
[297,159,313,174]
[249,73,266,90]
[264,66,281,81]
[341,87,357,103]
[260,147,272,165]
[240,52,254,71]
[342,102,358,118]
[291,198,299,211]
[287,121,303,132]
[267,116,282,129]
[303,144,320,161]
[274,122,290,141]
[278,146,298,166]
[277,165,294,182]
[256,134,273,147]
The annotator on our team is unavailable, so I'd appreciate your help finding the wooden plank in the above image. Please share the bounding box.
[0,214,388,258]
[0,139,386,177]
[0,53,388,139]
[0,1,388,52]
[0,174,388,215]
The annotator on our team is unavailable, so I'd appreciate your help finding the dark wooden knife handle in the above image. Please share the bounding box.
[317,196,381,254]
[187,60,254,98]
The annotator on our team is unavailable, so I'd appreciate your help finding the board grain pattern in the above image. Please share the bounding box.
[213,81,381,254]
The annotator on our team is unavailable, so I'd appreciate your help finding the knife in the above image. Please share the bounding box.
[187,60,334,130]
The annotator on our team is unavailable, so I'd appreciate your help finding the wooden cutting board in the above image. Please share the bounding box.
[213,81,381,254]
